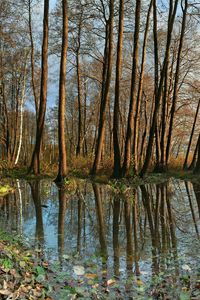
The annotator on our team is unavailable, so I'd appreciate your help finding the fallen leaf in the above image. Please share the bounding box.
[182,265,191,271]
[73,265,85,276]
[136,279,143,286]
[85,273,97,279]
[107,279,116,286]
[0,289,12,296]
[19,261,26,268]
[63,254,70,260]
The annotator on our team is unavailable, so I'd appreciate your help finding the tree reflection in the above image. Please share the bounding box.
[140,184,159,274]
[124,196,134,275]
[192,182,200,219]
[132,190,140,275]
[140,182,178,276]
[76,185,83,254]
[58,187,67,264]
[29,181,44,249]
[93,183,108,280]
[185,182,199,239]
[113,196,120,277]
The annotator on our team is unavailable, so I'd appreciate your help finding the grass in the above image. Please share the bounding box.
[2,156,200,189]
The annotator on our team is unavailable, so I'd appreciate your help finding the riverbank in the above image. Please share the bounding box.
[2,165,200,187]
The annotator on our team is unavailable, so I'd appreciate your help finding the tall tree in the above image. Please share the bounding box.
[28,0,39,119]
[165,0,188,167]
[132,0,153,174]
[140,0,179,177]
[193,134,200,174]
[29,0,49,175]
[121,0,141,177]
[55,0,68,183]
[91,0,114,175]
[112,0,124,178]
[183,99,200,170]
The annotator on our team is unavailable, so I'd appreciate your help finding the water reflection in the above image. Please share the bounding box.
[113,196,120,277]
[0,178,200,289]
[57,187,67,263]
[29,181,44,248]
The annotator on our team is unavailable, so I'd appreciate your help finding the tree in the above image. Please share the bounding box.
[183,99,200,170]
[28,0,39,119]
[140,0,179,177]
[112,0,124,178]
[121,0,141,177]
[193,134,200,174]
[165,0,188,167]
[132,0,153,174]
[55,0,68,183]
[91,0,114,175]
[29,0,49,175]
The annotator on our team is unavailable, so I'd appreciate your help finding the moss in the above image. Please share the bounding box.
[0,184,14,196]
[4,167,55,180]
[92,175,110,184]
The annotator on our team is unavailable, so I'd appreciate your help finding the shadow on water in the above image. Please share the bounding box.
[0,178,200,298]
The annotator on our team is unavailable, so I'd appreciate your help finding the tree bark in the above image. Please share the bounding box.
[140,0,178,177]
[122,0,141,177]
[193,133,200,174]
[29,0,49,175]
[112,0,124,178]
[28,0,39,119]
[132,0,153,174]
[188,133,200,170]
[91,0,114,175]
[15,51,28,165]
[55,0,68,183]
[165,0,188,166]
[183,99,200,170]
[76,22,83,156]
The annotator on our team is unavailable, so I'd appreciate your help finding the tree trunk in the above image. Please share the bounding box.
[28,0,39,119]
[188,134,200,170]
[132,0,153,174]
[193,133,200,174]
[15,52,28,165]
[183,99,200,170]
[122,0,141,177]
[91,0,114,175]
[140,0,178,177]
[55,0,68,183]
[112,0,124,178]
[165,0,188,166]
[29,0,49,175]
[76,25,83,156]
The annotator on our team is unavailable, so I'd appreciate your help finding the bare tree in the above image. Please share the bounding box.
[55,0,68,183]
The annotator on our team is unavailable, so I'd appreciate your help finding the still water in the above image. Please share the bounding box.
[0,178,200,299]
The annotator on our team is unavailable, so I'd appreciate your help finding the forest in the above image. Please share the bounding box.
[1,0,200,182]
[1,0,200,299]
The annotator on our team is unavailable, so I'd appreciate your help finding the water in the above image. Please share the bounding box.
[0,178,200,299]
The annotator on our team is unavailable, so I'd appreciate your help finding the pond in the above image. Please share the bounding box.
[0,178,200,299]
